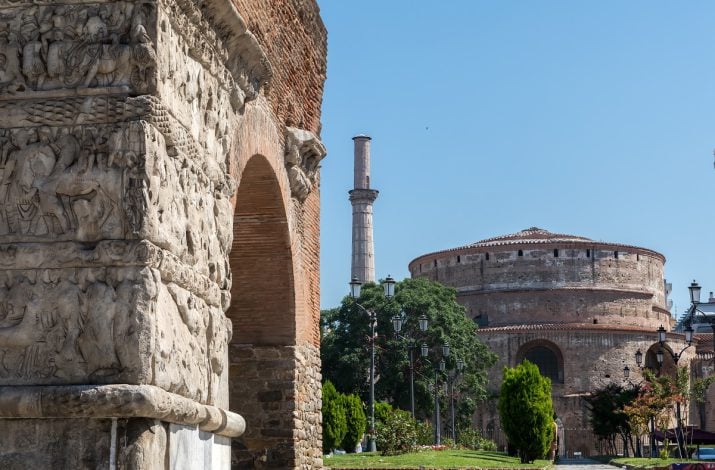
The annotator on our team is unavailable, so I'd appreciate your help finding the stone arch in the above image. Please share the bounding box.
[644,343,678,377]
[225,102,323,468]
[227,153,295,346]
[516,339,565,384]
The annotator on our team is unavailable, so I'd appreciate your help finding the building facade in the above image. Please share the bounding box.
[409,227,694,456]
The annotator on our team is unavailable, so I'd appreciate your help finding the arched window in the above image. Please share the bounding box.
[517,340,564,384]
[553,249,559,258]
[485,252,490,261]
[518,249,523,257]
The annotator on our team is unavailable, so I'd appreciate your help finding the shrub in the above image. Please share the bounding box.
[341,393,367,453]
[322,381,346,453]
[416,419,433,445]
[373,401,393,428]
[498,361,554,463]
[457,426,497,451]
[375,408,418,455]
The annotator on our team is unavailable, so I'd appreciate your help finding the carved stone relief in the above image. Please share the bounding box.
[0,2,157,96]
[0,266,152,385]
[285,126,326,201]
[156,5,234,172]
[143,124,232,288]
[0,122,147,243]
[0,263,229,404]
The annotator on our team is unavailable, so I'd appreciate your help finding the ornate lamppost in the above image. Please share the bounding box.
[654,322,694,459]
[422,342,450,445]
[348,275,396,453]
[447,358,465,442]
[391,312,429,419]
[687,280,715,348]
[633,349,657,457]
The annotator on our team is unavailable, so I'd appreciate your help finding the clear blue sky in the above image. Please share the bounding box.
[317,1,715,320]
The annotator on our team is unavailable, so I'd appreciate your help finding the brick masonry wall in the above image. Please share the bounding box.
[476,328,694,456]
[230,344,322,469]
[231,0,327,135]
[410,244,669,329]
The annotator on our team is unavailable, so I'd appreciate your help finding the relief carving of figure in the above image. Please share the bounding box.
[0,2,155,93]
[284,127,327,201]
[0,32,27,93]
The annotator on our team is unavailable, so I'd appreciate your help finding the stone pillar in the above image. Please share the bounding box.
[0,1,287,468]
[350,135,379,283]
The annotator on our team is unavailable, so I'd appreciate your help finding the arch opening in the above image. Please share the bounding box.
[227,154,295,346]
[517,339,565,384]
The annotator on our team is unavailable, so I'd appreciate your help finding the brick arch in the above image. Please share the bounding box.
[228,153,295,345]
[516,339,565,384]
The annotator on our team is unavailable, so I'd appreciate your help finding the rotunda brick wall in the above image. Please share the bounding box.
[409,227,671,330]
[409,228,690,457]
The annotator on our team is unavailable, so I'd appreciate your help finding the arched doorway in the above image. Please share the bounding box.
[228,154,298,468]
[516,339,565,384]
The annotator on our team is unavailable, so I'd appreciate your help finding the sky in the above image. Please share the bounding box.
[316,1,715,319]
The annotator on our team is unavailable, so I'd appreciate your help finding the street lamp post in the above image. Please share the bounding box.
[654,322,694,459]
[423,342,450,445]
[391,312,429,419]
[349,275,396,453]
[688,280,715,350]
[448,358,465,442]
[633,349,657,457]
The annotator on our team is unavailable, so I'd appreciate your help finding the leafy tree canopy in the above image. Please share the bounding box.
[321,277,497,424]
[586,383,639,455]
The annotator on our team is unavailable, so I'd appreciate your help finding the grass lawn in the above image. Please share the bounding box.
[324,450,551,469]
[610,457,698,468]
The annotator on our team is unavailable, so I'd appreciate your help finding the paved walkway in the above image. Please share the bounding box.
[555,457,618,470]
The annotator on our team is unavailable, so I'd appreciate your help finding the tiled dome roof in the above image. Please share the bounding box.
[471,227,591,247]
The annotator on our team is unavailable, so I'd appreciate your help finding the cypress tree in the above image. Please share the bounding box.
[322,381,347,453]
[498,360,554,463]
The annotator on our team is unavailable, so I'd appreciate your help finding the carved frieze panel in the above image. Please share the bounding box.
[143,123,231,287]
[0,122,145,243]
[0,266,154,385]
[156,4,234,173]
[0,2,157,97]
[0,240,223,307]
[0,264,230,404]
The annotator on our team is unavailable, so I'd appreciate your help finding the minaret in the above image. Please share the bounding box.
[350,135,379,283]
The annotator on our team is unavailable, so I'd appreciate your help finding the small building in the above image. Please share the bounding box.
[409,227,693,456]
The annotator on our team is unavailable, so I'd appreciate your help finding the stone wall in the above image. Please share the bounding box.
[475,327,694,456]
[0,0,327,468]
[411,244,669,329]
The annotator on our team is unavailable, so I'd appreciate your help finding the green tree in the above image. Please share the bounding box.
[586,383,639,456]
[341,393,367,453]
[692,375,715,430]
[322,381,346,454]
[321,277,497,423]
[498,361,554,463]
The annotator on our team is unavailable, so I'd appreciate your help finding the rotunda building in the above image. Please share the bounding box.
[409,227,693,456]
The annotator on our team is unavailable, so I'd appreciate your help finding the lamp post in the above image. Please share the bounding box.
[688,280,715,351]
[349,275,396,453]
[423,342,450,445]
[448,358,465,442]
[391,312,429,419]
[654,323,694,459]
[631,349,658,457]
